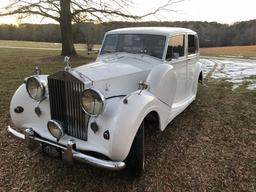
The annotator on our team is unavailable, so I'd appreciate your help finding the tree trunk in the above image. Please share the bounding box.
[60,0,77,56]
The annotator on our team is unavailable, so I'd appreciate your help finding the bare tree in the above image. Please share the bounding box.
[0,0,184,56]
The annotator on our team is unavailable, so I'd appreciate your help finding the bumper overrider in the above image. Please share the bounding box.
[7,126,126,171]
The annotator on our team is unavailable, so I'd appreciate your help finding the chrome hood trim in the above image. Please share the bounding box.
[48,70,92,88]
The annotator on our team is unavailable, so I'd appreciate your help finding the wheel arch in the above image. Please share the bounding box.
[129,110,161,146]
[143,110,161,131]
[108,91,170,161]
[199,71,203,83]
[126,109,160,154]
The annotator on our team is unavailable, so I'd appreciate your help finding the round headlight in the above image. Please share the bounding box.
[47,120,64,139]
[81,89,105,116]
[26,76,45,101]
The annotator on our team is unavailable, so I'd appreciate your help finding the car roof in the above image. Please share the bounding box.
[106,27,197,36]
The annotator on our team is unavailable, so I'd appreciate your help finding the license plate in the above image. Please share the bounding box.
[42,143,61,158]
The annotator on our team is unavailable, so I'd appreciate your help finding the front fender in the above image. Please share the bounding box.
[94,90,170,161]
[146,64,177,106]
[10,75,51,131]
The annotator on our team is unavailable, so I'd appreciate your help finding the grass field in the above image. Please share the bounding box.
[1,40,256,58]
[200,45,256,58]
[0,40,83,49]
[0,41,256,191]
[0,40,101,51]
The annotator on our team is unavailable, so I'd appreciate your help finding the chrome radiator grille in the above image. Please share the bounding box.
[48,71,89,141]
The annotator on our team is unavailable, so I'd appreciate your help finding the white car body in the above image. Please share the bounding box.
[8,27,202,171]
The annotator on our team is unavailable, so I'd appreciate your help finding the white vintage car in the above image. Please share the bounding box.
[8,27,202,176]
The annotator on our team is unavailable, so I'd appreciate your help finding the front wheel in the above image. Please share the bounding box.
[126,122,144,177]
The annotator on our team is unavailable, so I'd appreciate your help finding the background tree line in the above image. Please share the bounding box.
[0,20,256,47]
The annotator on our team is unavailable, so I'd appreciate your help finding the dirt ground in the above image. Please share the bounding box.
[0,48,256,191]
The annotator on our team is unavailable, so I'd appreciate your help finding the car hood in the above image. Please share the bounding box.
[75,55,157,97]
[76,55,156,81]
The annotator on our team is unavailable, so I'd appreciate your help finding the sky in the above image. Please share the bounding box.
[0,0,256,25]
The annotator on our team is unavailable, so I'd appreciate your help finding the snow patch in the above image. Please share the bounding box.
[200,58,256,90]
[247,84,256,90]
[199,59,215,77]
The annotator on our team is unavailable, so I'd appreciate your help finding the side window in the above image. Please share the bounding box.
[166,35,185,60]
[188,35,199,55]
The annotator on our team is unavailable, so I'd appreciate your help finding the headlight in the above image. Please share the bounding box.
[25,76,45,101]
[81,89,105,116]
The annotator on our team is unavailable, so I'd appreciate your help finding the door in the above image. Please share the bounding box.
[166,34,187,104]
[187,34,199,96]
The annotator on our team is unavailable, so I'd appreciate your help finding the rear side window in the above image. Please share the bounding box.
[166,35,185,60]
[188,35,199,55]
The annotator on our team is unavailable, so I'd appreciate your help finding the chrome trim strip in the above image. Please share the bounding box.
[73,152,125,170]
[7,126,125,171]
[7,126,25,139]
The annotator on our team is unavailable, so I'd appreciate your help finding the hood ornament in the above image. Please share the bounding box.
[64,56,71,71]
[34,66,41,75]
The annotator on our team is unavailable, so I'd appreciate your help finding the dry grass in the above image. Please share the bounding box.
[2,40,256,58]
[0,43,256,191]
[0,40,101,50]
[200,45,256,58]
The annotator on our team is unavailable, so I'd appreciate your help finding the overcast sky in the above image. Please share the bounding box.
[0,0,256,24]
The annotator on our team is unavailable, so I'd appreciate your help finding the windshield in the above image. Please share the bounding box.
[100,34,166,59]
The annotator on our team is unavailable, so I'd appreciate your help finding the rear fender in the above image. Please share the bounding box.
[196,60,203,80]
[193,61,203,93]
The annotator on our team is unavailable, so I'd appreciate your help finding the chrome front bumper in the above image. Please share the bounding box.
[7,126,125,171]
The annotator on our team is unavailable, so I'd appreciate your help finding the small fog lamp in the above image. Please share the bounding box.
[47,120,64,139]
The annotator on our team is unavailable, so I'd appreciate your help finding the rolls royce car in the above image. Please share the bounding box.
[7,27,202,176]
